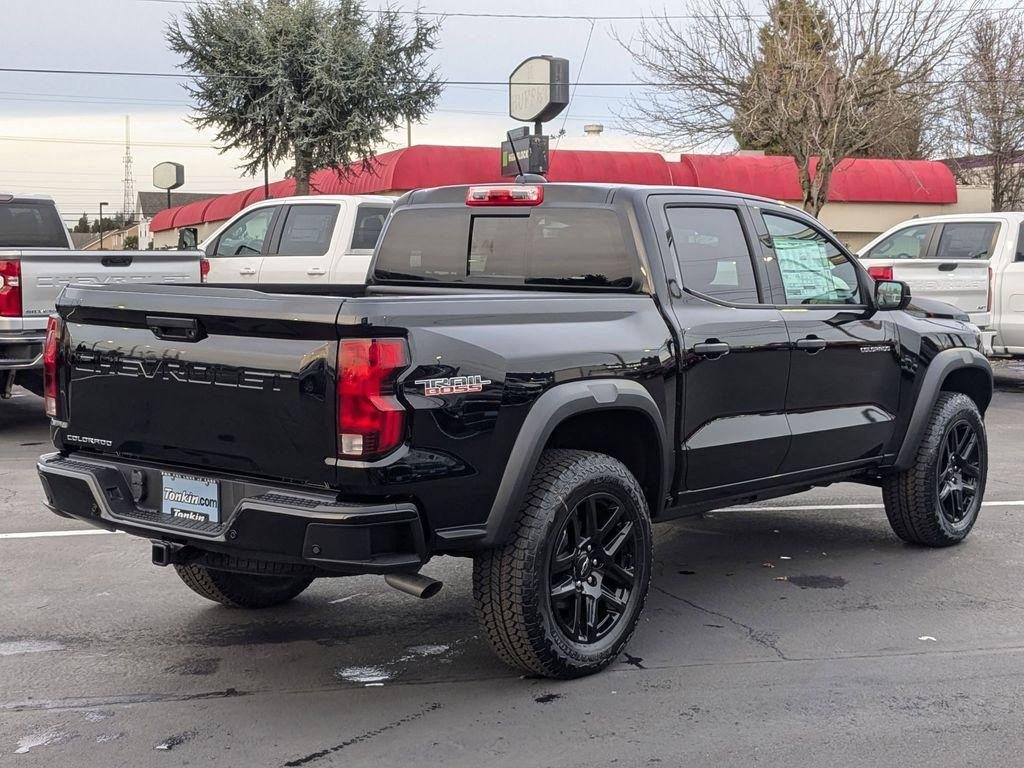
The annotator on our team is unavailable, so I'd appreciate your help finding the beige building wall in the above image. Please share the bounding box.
[152,221,221,250]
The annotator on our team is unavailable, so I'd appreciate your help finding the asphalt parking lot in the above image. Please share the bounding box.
[3,366,1024,767]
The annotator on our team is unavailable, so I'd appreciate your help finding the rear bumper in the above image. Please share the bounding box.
[37,452,427,575]
[0,332,45,370]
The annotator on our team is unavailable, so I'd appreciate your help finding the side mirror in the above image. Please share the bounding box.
[875,279,911,311]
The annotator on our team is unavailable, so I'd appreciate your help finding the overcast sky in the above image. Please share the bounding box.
[0,0,667,221]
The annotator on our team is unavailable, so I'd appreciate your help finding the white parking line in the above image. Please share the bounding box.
[732,500,1024,512]
[0,529,118,540]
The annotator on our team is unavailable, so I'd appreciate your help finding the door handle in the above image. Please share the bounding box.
[795,336,827,353]
[306,268,327,276]
[938,262,958,271]
[146,315,203,343]
[692,341,731,359]
[238,267,257,275]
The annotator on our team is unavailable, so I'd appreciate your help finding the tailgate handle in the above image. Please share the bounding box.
[146,315,203,342]
[938,262,958,271]
[101,255,133,267]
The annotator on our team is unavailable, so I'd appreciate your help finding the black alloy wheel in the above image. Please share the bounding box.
[937,419,982,525]
[548,491,639,644]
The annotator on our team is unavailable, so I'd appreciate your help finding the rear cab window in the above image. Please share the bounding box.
[0,199,68,248]
[373,205,636,289]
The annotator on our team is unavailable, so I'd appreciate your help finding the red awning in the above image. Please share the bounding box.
[150,146,959,231]
[672,154,805,200]
[816,157,956,204]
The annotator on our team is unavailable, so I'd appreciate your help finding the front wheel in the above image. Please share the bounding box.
[473,449,653,679]
[883,392,987,547]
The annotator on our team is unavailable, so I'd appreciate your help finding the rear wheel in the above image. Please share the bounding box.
[883,392,987,547]
[174,564,314,608]
[473,449,653,678]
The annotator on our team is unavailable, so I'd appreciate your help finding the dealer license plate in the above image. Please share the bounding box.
[161,472,220,525]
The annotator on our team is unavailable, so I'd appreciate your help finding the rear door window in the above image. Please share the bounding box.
[863,223,934,260]
[0,201,68,248]
[275,204,339,257]
[934,222,998,260]
[665,206,761,304]
[374,207,635,288]
[350,206,390,250]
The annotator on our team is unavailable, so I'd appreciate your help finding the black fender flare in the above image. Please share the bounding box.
[893,347,992,470]
[480,379,670,548]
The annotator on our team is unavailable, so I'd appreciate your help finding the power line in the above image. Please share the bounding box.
[135,0,1024,21]
[6,65,1024,88]
[0,134,212,147]
[0,91,615,120]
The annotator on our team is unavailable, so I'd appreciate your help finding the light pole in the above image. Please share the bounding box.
[98,202,108,250]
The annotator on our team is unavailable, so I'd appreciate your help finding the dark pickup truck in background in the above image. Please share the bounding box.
[38,182,992,678]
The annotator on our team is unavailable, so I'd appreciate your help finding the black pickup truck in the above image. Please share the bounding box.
[38,182,992,678]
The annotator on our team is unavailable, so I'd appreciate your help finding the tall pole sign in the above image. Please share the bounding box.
[153,161,185,209]
[503,56,569,177]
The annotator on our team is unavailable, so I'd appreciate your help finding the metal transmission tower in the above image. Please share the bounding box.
[122,115,135,221]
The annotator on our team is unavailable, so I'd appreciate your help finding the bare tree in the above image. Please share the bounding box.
[946,16,1024,211]
[618,0,970,215]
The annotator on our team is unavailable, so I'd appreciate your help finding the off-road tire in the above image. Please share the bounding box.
[174,564,314,608]
[473,449,653,679]
[883,392,987,547]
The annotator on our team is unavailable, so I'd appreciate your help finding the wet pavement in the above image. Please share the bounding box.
[2,381,1024,767]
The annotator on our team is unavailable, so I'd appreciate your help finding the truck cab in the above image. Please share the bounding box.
[200,194,393,286]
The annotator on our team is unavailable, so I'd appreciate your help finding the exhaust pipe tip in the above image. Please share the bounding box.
[384,572,443,599]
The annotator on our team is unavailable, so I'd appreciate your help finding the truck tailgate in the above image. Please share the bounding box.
[57,284,342,486]
[887,259,990,318]
[14,250,200,321]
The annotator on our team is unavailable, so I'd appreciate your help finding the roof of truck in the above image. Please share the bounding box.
[402,182,791,210]
[153,193,393,232]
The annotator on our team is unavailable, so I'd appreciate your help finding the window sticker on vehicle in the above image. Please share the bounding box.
[775,239,852,303]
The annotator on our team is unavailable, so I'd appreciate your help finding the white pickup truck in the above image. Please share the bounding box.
[858,213,1024,356]
[0,193,201,397]
[199,194,393,285]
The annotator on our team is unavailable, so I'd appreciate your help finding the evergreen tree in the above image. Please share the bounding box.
[167,0,442,195]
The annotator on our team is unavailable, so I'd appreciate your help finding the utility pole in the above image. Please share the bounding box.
[407,116,412,148]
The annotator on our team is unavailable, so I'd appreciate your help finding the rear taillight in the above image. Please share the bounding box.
[337,338,409,460]
[0,260,22,317]
[200,257,210,283]
[867,265,893,281]
[466,185,543,206]
[43,315,61,418]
